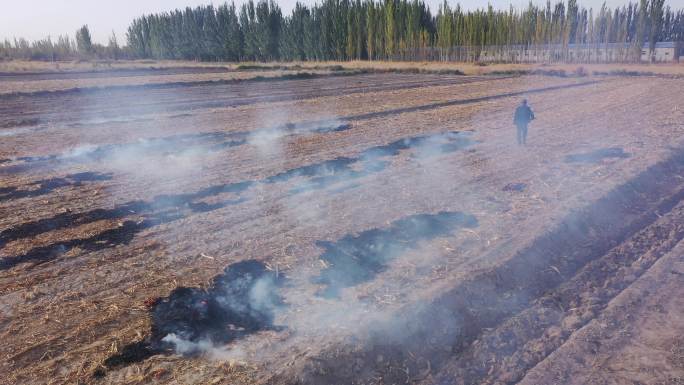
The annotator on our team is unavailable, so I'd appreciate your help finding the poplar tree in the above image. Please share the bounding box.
[76,25,93,55]
[116,0,682,63]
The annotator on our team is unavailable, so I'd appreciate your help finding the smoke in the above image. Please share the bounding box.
[105,139,209,180]
[161,334,215,356]
[191,132,474,342]
[116,126,480,364]
[248,104,351,237]
[60,75,549,385]
[161,334,254,363]
[143,260,283,358]
[62,144,100,159]
[247,105,294,161]
[312,212,477,298]
[248,126,287,159]
[247,105,349,160]
[41,89,483,376]
[46,80,480,375]
[17,135,222,194]
[0,126,36,138]
[47,72,668,385]
[248,273,282,313]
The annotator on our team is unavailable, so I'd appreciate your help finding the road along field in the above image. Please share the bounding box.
[0,68,683,385]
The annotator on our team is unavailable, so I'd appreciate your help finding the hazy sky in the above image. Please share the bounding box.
[0,0,677,44]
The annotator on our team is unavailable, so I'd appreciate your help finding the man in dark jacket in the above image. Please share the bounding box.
[514,99,534,145]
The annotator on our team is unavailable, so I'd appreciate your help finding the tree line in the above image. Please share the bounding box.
[2,0,683,62]
[0,25,123,61]
[125,0,684,61]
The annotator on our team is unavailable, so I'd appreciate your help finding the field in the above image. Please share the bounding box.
[1,64,683,385]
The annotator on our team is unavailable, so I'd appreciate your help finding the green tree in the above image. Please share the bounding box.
[649,0,665,56]
[75,25,93,55]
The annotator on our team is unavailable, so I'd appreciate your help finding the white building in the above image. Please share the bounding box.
[640,42,680,63]
[458,41,681,63]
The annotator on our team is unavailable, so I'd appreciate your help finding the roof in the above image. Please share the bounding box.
[565,42,677,49]
[567,42,631,49]
[650,42,676,49]
[496,42,679,50]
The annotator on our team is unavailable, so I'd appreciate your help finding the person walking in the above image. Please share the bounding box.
[513,99,534,145]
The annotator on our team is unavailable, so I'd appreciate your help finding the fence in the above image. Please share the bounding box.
[394,43,678,64]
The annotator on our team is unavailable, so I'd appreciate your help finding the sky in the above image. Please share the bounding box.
[0,0,679,44]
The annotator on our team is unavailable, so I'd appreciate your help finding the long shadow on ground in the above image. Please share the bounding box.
[282,146,684,385]
[339,80,599,122]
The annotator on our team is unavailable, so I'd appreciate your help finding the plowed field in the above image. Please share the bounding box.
[1,68,682,385]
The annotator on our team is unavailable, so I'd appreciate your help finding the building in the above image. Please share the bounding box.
[640,42,680,63]
[415,41,682,63]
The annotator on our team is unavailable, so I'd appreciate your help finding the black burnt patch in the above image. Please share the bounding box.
[0,172,112,202]
[2,132,472,270]
[272,131,475,194]
[502,182,527,192]
[265,157,358,184]
[313,211,478,298]
[0,118,41,129]
[281,121,351,134]
[151,260,284,344]
[0,181,252,269]
[564,147,630,164]
[103,260,284,370]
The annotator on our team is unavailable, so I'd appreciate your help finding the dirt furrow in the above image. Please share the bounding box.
[268,144,684,385]
[0,74,482,127]
[518,238,684,385]
[428,179,684,385]
[1,71,681,385]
